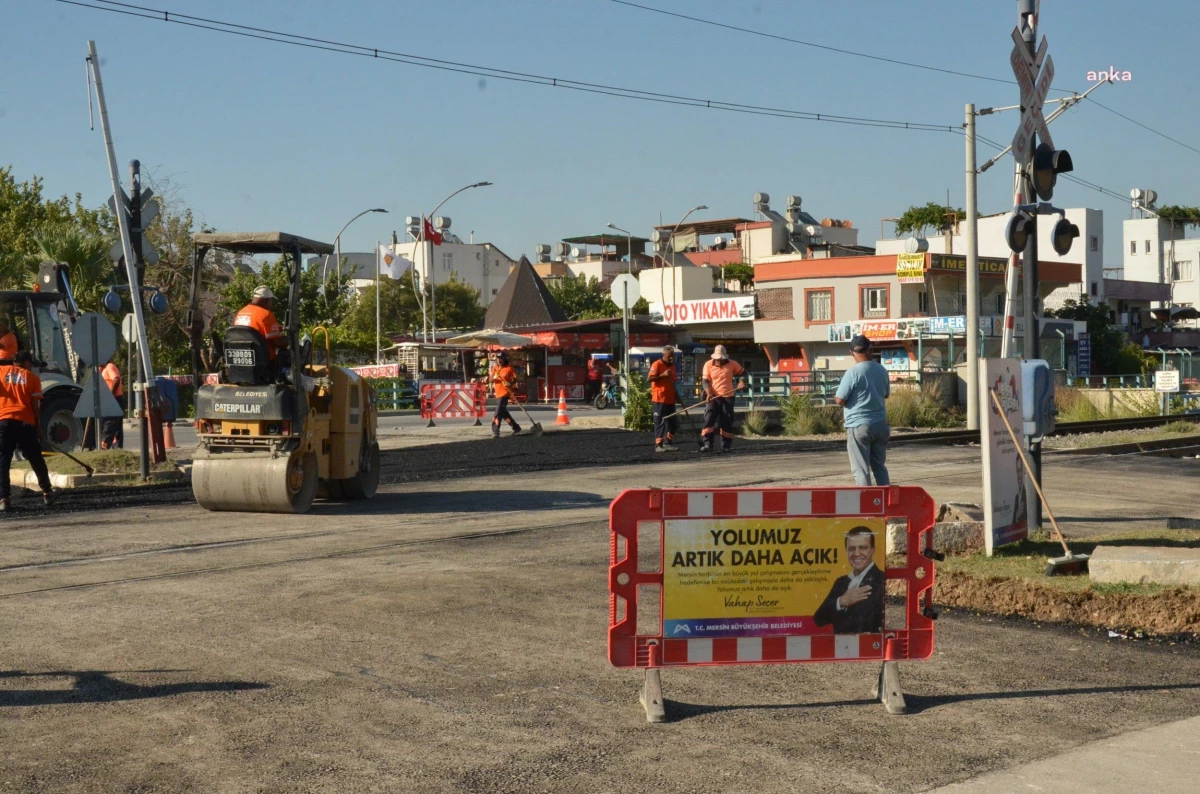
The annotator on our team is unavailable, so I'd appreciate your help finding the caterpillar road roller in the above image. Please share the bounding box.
[187,232,380,513]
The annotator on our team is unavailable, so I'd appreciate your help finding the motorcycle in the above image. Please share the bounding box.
[594,379,622,410]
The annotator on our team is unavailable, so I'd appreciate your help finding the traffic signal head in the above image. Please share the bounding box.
[1005,209,1035,254]
[1051,217,1080,256]
[102,288,123,314]
[1032,143,1074,201]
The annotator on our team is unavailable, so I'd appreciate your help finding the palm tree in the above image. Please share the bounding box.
[33,225,112,312]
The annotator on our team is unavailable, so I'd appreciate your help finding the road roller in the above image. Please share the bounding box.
[186,232,380,513]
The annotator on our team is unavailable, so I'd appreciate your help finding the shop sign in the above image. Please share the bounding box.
[980,358,1027,555]
[828,321,898,343]
[896,253,926,284]
[650,295,755,324]
[880,349,910,371]
[929,254,1009,274]
[1076,332,1091,377]
[928,316,966,335]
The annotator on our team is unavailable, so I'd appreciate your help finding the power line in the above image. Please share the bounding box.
[612,0,1200,159]
[57,0,960,134]
[975,133,1131,205]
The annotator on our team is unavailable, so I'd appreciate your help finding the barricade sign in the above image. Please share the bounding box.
[420,382,487,426]
[609,486,939,721]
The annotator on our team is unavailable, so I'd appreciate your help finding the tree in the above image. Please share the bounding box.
[547,274,648,320]
[0,166,109,287]
[34,225,110,312]
[711,263,754,291]
[219,255,354,334]
[894,202,964,237]
[1047,298,1131,375]
[341,273,484,353]
[1157,205,1200,228]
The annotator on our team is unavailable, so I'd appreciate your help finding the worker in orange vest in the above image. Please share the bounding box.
[0,351,54,511]
[490,352,521,438]
[0,318,18,362]
[648,345,680,452]
[700,344,746,453]
[101,358,124,449]
[233,286,286,360]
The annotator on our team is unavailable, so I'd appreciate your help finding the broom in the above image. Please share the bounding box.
[989,389,1088,576]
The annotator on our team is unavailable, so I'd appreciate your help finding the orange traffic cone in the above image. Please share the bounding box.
[162,421,176,450]
[556,388,570,426]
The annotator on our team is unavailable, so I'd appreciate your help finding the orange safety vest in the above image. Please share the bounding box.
[102,362,123,398]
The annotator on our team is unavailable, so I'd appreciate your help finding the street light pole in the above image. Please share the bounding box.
[329,207,388,291]
[606,222,634,273]
[660,204,708,322]
[426,181,493,341]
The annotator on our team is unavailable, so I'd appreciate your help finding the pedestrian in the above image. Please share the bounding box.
[648,345,679,452]
[489,352,521,437]
[834,335,891,486]
[700,344,745,453]
[101,358,124,449]
[0,318,18,362]
[585,357,602,404]
[0,351,54,511]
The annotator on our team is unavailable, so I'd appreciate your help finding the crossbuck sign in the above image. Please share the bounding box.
[1009,28,1053,161]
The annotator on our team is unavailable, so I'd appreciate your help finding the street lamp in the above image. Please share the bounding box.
[329,208,388,287]
[660,204,708,323]
[423,181,493,341]
[606,222,635,273]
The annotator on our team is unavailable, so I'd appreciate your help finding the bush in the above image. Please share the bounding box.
[1163,420,1196,434]
[623,371,652,432]
[1055,387,1103,422]
[781,393,842,436]
[886,382,958,428]
[742,408,769,436]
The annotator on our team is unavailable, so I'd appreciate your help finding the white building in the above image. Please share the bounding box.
[876,207,1104,308]
[388,237,518,306]
[1123,215,1200,313]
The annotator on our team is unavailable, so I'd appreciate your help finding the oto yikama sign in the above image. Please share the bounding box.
[650,295,755,324]
[980,358,1027,554]
[663,517,887,638]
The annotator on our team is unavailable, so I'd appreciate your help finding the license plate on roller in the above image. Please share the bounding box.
[228,349,255,366]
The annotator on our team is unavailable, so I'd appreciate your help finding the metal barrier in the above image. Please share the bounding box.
[745,371,847,407]
[419,382,487,425]
[369,378,419,411]
[1071,375,1148,389]
[609,485,938,721]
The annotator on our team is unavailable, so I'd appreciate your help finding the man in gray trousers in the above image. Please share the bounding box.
[834,335,891,486]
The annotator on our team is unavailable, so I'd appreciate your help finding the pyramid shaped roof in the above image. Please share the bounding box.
[484,255,567,328]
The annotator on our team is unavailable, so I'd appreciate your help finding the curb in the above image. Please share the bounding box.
[20,467,186,490]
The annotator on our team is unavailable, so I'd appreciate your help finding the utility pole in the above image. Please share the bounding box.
[1019,1,1040,367]
[964,103,981,431]
[131,160,150,480]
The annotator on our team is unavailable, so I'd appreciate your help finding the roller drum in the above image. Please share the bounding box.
[192,451,318,514]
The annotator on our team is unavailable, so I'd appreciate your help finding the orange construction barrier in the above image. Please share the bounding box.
[556,388,570,425]
[162,421,176,450]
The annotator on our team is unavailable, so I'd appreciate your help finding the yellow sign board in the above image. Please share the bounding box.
[896,253,926,284]
[663,517,886,638]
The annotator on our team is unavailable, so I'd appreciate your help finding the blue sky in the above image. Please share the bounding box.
[5,0,1198,265]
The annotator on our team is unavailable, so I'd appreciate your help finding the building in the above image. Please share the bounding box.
[1123,213,1200,314]
[389,235,518,307]
[752,252,1081,377]
[307,252,403,297]
[531,234,652,287]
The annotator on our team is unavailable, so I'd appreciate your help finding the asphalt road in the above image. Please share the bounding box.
[2,439,1198,792]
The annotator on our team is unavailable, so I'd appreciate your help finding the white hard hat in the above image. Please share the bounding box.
[710,344,729,360]
[252,285,275,300]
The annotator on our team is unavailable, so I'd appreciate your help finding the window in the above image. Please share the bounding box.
[1090,281,1098,297]
[492,288,499,296]
[442,253,453,271]
[1172,261,1194,281]
[995,293,1005,314]
[1131,240,1137,256]
[918,291,929,314]
[1146,240,1152,254]
[861,286,887,317]
[805,289,832,324]
[1090,236,1098,252]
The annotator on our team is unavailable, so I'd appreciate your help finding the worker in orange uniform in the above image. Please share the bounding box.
[648,345,680,452]
[700,344,746,453]
[0,318,18,362]
[233,286,286,361]
[490,352,521,438]
[0,351,54,511]
[101,358,124,449]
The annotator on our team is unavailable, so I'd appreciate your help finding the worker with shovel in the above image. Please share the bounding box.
[0,351,54,511]
[490,352,522,438]
[649,345,680,452]
[700,345,746,453]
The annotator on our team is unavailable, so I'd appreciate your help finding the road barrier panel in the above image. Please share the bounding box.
[609,485,939,722]
[420,383,487,427]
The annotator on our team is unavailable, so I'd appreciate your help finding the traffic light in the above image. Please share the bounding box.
[1031,143,1074,201]
[1005,208,1035,254]
[1051,217,1080,256]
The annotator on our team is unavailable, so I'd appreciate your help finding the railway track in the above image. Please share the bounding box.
[891,413,1200,446]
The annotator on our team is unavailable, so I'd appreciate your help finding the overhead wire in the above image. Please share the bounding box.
[56,0,959,134]
[611,0,1200,159]
[974,132,1132,205]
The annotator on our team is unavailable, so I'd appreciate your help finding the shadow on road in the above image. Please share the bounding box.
[665,697,879,720]
[0,669,269,707]
[314,490,608,515]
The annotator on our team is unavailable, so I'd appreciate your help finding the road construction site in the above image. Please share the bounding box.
[2,431,1199,793]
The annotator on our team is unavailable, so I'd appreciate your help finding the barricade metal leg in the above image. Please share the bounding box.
[639,668,666,723]
[872,661,907,715]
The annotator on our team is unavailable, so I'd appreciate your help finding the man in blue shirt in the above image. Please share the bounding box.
[834,335,891,486]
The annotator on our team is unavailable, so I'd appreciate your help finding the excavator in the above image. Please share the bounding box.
[187,232,380,513]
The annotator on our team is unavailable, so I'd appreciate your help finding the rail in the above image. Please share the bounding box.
[367,377,419,411]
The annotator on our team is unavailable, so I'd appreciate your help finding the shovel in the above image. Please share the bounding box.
[989,389,1087,576]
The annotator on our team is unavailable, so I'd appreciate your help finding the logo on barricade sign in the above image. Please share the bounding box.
[609,486,939,721]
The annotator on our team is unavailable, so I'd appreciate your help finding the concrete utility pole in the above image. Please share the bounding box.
[1019,1,1040,366]
[964,103,981,431]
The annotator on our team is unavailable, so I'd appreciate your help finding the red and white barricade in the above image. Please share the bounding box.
[420,383,487,425]
[609,486,938,721]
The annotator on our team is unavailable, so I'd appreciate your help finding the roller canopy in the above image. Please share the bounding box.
[192,232,334,256]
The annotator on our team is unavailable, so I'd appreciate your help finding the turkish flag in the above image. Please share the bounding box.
[423,217,443,246]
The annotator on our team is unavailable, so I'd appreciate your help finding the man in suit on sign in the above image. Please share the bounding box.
[813,526,885,634]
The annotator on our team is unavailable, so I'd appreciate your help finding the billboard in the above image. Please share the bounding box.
[980,358,1027,554]
[662,517,887,639]
[650,295,755,324]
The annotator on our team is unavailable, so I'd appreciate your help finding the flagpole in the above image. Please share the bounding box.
[376,240,382,365]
